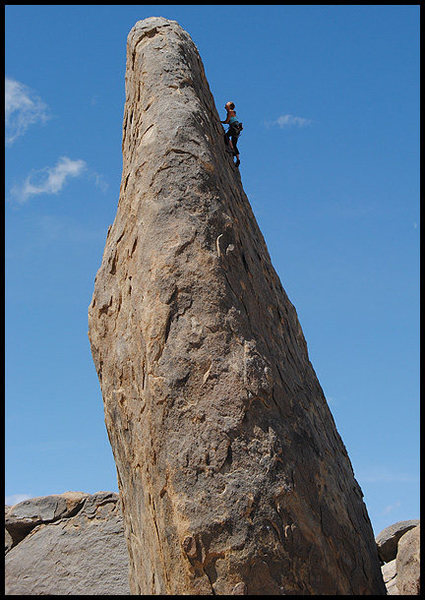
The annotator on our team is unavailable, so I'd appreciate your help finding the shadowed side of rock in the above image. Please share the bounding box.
[88,16,386,595]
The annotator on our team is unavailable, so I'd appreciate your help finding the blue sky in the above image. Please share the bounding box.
[5,5,419,536]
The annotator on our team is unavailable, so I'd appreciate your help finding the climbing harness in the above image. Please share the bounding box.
[232,121,243,135]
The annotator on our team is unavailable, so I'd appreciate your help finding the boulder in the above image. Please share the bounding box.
[88,16,386,595]
[5,492,130,595]
[5,491,89,550]
[376,519,419,563]
[396,524,420,595]
[381,559,398,595]
[4,519,13,554]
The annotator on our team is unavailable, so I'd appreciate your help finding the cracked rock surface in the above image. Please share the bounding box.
[5,492,130,595]
[88,16,386,595]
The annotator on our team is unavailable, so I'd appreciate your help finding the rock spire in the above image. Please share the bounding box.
[88,16,386,595]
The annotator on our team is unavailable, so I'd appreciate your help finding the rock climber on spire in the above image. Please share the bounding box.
[221,101,243,168]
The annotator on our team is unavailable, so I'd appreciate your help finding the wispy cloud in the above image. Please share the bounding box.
[11,156,87,203]
[266,114,313,129]
[5,493,33,506]
[381,501,401,516]
[92,172,109,193]
[5,77,50,145]
[357,466,419,485]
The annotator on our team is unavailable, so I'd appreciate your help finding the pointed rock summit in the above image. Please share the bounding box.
[88,17,386,595]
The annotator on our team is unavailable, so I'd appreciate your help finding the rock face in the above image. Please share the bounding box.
[381,559,399,595]
[377,521,421,595]
[5,494,418,597]
[88,16,386,595]
[396,524,420,595]
[5,492,130,595]
[376,519,419,563]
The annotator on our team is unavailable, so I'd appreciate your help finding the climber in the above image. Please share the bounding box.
[221,101,242,168]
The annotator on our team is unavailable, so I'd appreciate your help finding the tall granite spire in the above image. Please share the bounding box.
[88,17,386,595]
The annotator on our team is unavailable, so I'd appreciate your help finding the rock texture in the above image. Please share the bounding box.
[376,521,421,595]
[6,495,419,597]
[381,559,399,595]
[376,519,419,563]
[5,492,130,595]
[396,524,420,595]
[88,16,386,595]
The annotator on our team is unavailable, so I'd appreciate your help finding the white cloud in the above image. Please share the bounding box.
[92,172,109,193]
[11,156,87,203]
[266,114,313,129]
[5,77,50,145]
[382,501,401,516]
[5,493,33,506]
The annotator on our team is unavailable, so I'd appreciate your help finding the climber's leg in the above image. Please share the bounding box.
[224,130,235,154]
[232,136,240,167]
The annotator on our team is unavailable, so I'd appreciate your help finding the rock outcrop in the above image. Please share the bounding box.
[396,524,420,595]
[377,521,421,595]
[381,558,399,595]
[376,519,419,564]
[88,16,386,595]
[6,495,420,597]
[5,492,130,595]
